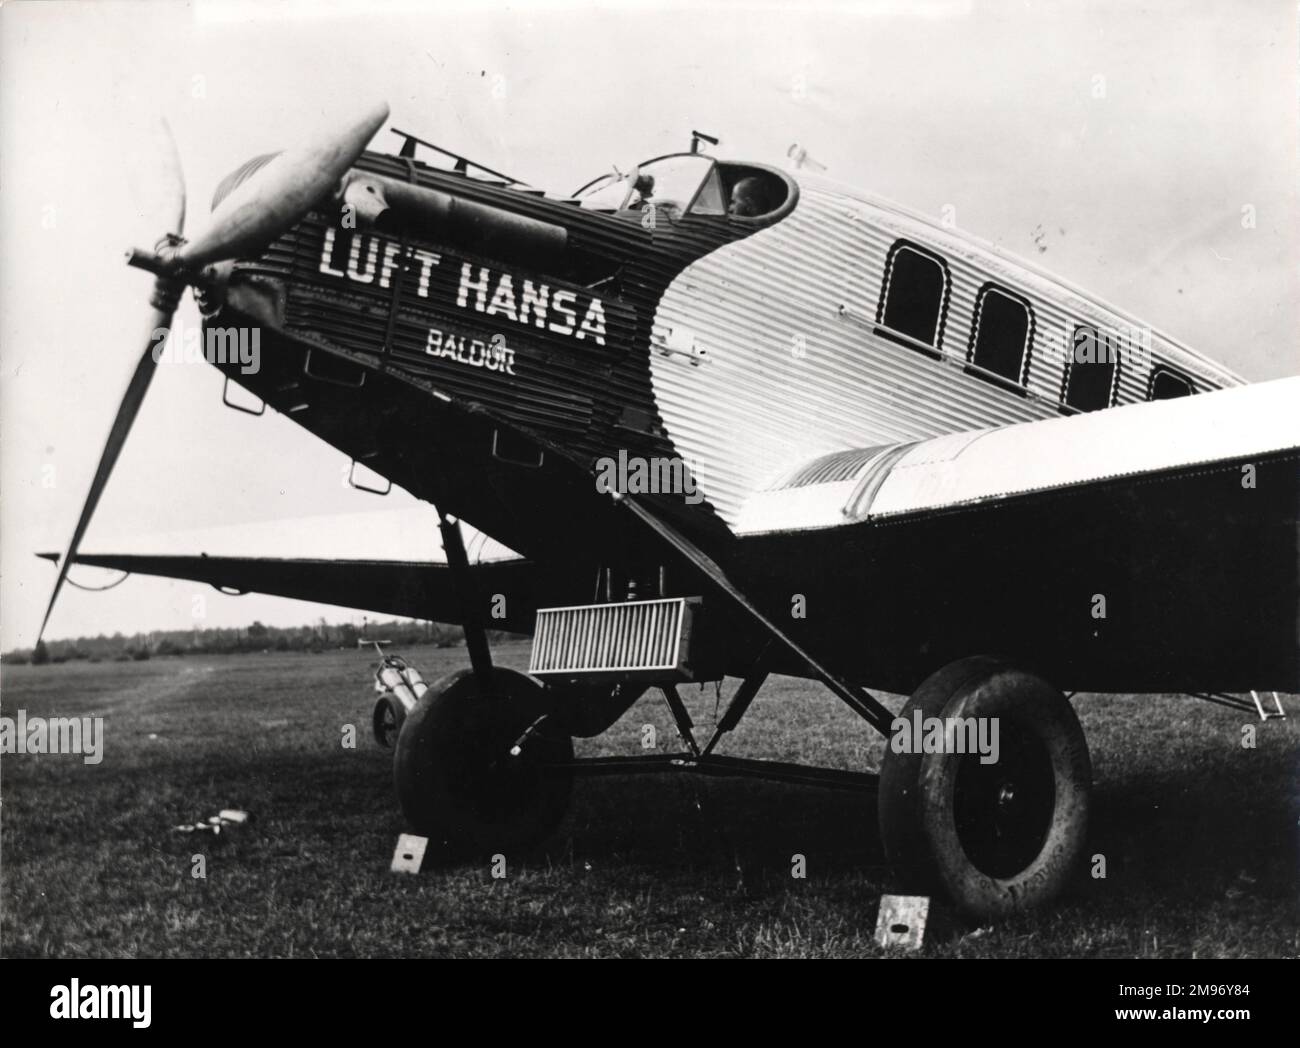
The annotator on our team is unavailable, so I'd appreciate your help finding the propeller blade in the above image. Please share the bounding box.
[36,308,176,642]
[155,116,187,237]
[175,101,388,271]
[39,102,386,640]
[37,125,188,644]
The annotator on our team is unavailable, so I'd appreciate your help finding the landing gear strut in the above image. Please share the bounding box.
[390,494,1093,919]
[436,511,493,691]
[391,510,574,850]
[609,493,1094,918]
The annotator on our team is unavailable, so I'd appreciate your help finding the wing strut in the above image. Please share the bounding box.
[614,493,896,736]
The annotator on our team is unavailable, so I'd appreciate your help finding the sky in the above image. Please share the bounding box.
[2,0,1297,651]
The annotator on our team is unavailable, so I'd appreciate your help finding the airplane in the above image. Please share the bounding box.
[35,100,1299,920]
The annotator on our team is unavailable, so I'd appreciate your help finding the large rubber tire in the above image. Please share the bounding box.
[394,667,574,852]
[879,657,1091,919]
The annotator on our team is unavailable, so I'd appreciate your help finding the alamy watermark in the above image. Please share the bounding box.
[50,980,150,1028]
[595,449,703,505]
[889,711,1000,765]
[150,316,260,374]
[1041,321,1153,373]
[1,709,104,765]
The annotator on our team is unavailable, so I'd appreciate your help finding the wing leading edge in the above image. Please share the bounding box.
[34,553,539,635]
[736,375,1300,534]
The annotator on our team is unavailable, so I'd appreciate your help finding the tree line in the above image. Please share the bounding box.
[6,617,522,665]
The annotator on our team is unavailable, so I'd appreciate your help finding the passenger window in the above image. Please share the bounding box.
[1149,367,1193,400]
[1063,325,1119,412]
[969,286,1031,388]
[877,243,949,357]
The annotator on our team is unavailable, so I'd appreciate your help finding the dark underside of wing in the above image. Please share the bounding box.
[35,553,540,635]
[733,378,1300,693]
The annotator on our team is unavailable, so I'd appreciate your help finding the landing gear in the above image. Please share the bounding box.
[393,667,574,851]
[879,657,1091,920]
[389,509,574,851]
[393,501,1091,913]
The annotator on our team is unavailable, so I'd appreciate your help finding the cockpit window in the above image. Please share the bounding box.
[691,166,727,215]
[574,155,715,214]
[623,155,721,216]
[573,155,793,222]
[574,170,635,210]
[721,168,788,218]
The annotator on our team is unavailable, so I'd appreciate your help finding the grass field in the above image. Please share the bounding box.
[2,642,1296,958]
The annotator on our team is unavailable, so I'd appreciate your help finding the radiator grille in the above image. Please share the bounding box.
[529,598,695,678]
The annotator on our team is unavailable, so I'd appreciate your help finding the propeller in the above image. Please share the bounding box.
[37,102,390,643]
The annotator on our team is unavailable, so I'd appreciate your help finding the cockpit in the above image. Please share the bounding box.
[573,154,795,224]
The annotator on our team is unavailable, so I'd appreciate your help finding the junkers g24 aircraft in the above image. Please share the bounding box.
[39,102,1299,919]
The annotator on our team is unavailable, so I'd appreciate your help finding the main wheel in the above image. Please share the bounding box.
[879,657,1091,919]
[394,666,574,852]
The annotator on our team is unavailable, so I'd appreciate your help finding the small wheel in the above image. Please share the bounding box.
[879,657,1091,919]
[394,667,574,851]
[372,695,405,749]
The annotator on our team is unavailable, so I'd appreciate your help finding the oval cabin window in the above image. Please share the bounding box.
[1149,367,1193,400]
[877,242,948,358]
[1063,325,1119,412]
[968,285,1032,389]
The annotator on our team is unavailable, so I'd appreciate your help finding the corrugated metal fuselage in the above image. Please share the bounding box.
[203,151,1292,693]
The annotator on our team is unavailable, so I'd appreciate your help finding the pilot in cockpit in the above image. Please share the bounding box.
[627,172,656,210]
[728,176,773,218]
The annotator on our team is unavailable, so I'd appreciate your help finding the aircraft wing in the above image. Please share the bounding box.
[736,376,1300,533]
[34,553,539,634]
[731,375,1300,692]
